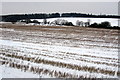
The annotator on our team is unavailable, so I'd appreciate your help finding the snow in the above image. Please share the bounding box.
[0,65,50,78]
[0,26,119,78]
[0,39,118,78]
[0,62,116,78]
[31,17,118,26]
[0,66,2,80]
[0,22,12,24]
[0,39,118,59]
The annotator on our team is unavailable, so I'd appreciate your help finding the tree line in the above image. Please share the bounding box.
[15,18,119,29]
[1,13,120,23]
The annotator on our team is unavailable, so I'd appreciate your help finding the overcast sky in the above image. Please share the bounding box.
[1,2,118,15]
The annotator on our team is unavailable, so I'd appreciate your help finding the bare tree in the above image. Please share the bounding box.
[43,19,47,24]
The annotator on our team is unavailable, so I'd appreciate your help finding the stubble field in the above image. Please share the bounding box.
[0,24,119,78]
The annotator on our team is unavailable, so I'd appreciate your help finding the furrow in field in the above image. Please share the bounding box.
[0,45,118,69]
[1,29,118,45]
[0,52,119,76]
[0,39,118,60]
[0,26,119,78]
[0,47,119,68]
[0,56,119,78]
[0,60,79,78]
[1,44,118,61]
[0,51,119,72]
[1,57,116,78]
[0,27,118,44]
[0,42,118,66]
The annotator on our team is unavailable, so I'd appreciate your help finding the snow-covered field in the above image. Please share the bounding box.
[0,24,119,78]
[31,17,119,26]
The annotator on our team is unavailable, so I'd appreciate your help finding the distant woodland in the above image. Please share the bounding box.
[0,13,120,29]
[0,13,120,22]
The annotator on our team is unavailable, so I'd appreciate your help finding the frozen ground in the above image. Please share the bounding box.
[0,24,119,78]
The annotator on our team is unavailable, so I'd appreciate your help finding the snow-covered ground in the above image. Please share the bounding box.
[0,24,119,78]
[0,65,41,78]
[0,17,118,26]
[31,17,118,26]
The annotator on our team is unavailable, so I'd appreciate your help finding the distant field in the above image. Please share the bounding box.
[0,24,119,78]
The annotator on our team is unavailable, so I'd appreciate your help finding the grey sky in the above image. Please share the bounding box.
[1,0,120,2]
[1,2,118,15]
